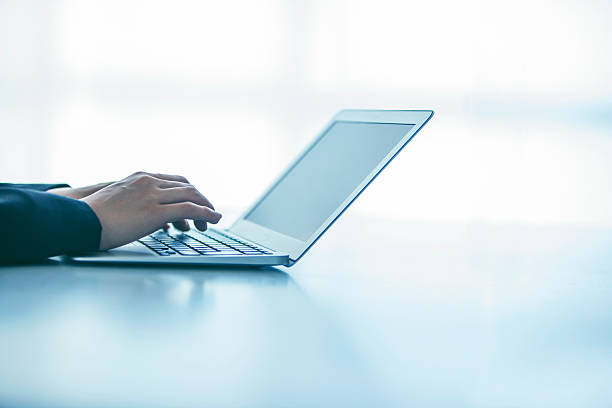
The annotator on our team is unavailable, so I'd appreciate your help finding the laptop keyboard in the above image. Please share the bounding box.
[138,230,272,257]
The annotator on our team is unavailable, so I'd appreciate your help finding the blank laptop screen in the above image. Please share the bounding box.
[244,121,414,241]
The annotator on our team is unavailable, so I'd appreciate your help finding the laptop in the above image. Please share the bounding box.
[70,109,433,267]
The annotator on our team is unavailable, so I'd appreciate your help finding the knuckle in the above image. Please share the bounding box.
[137,174,154,184]
[202,208,215,220]
[179,202,195,213]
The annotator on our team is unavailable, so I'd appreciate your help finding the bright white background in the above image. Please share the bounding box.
[1,0,611,227]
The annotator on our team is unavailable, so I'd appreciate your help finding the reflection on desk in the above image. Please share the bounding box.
[1,217,612,407]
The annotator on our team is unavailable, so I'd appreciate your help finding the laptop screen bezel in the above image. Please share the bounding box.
[228,109,434,263]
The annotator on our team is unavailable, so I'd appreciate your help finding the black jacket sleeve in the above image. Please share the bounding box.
[0,187,101,263]
[0,183,70,192]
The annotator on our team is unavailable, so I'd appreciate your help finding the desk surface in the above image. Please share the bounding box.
[1,217,611,408]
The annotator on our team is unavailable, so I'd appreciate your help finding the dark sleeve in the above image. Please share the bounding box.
[0,188,101,263]
[0,183,70,192]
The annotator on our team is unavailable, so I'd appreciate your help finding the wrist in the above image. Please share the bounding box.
[47,187,78,198]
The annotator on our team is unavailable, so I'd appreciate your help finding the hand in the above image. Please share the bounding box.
[48,182,113,200]
[82,171,222,250]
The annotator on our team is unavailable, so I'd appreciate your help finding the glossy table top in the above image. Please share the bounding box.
[1,217,611,407]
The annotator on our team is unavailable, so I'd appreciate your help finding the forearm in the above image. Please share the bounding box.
[0,188,101,263]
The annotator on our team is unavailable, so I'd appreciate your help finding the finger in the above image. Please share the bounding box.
[150,179,216,211]
[162,223,170,231]
[172,219,190,231]
[154,179,190,189]
[163,202,222,225]
[157,186,215,210]
[131,171,189,184]
[149,173,189,184]
[194,220,208,231]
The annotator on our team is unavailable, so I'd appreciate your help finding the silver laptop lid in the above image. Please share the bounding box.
[229,109,434,264]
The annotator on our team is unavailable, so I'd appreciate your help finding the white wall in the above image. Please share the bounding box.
[1,0,611,226]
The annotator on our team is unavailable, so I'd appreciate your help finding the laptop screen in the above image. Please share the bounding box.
[244,121,414,241]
